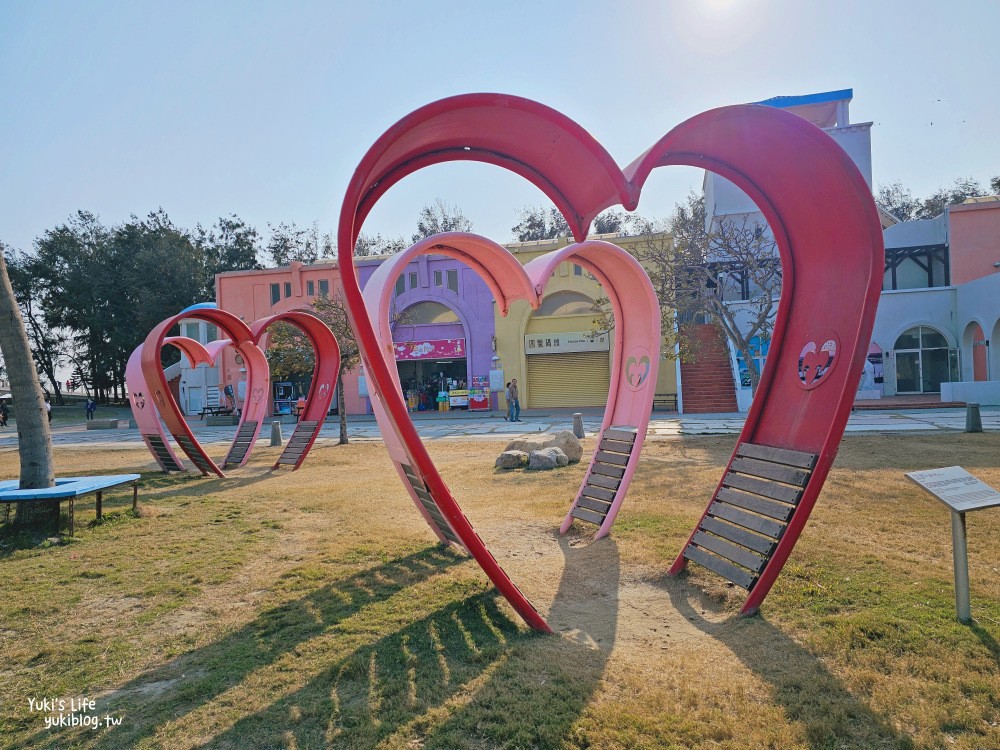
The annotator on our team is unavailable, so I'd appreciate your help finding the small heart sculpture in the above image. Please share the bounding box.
[338,94,882,630]
[363,233,659,554]
[129,309,340,475]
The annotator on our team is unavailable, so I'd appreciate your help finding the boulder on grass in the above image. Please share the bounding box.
[505,430,582,463]
[495,450,529,469]
[528,447,569,470]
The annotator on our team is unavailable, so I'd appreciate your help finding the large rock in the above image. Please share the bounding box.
[495,450,529,469]
[528,447,569,470]
[505,430,582,464]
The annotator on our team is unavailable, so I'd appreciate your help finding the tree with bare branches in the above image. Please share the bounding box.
[629,194,782,394]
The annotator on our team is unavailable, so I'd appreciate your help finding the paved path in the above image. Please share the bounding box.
[4,406,996,451]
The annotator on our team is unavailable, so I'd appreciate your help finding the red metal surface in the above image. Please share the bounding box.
[338,94,882,627]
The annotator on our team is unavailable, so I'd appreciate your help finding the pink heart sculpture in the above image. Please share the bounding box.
[363,232,659,548]
[132,308,340,476]
[337,94,884,631]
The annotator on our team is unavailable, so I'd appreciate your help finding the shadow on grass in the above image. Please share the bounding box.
[664,578,913,750]
[190,535,619,749]
[19,545,461,750]
[970,622,1000,666]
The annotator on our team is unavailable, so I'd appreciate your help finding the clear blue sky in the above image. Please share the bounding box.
[2,0,998,254]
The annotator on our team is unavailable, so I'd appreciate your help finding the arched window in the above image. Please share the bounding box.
[534,291,596,317]
[400,301,460,325]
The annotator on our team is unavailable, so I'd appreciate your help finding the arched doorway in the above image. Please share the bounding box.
[524,291,611,408]
[391,300,469,411]
[893,325,958,394]
[961,321,988,382]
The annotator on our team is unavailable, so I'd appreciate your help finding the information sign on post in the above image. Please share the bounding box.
[905,466,1000,623]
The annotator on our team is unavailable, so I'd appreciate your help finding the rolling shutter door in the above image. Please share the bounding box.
[526,351,611,408]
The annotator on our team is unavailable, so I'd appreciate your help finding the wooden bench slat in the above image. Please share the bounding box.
[716,487,795,522]
[723,472,803,505]
[599,438,634,454]
[596,450,629,467]
[604,428,637,443]
[581,485,615,503]
[736,443,817,469]
[691,530,768,573]
[591,462,625,479]
[571,506,606,525]
[576,496,611,514]
[708,501,786,539]
[277,457,300,465]
[700,516,777,556]
[587,473,620,491]
[683,545,756,590]
[729,457,811,487]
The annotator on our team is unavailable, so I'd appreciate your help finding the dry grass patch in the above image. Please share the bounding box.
[0,433,998,748]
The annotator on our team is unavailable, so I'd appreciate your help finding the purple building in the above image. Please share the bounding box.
[358,253,497,412]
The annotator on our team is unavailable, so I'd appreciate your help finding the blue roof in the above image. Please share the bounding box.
[179,302,219,314]
[754,89,853,109]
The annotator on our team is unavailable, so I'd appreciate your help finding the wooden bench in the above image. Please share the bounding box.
[652,393,678,411]
[571,426,638,527]
[0,474,140,535]
[682,443,818,591]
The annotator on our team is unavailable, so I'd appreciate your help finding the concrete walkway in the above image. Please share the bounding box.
[3,405,994,451]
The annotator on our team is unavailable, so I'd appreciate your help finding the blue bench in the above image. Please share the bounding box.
[0,474,140,535]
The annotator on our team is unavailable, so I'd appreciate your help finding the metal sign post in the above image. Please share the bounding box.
[906,466,1000,623]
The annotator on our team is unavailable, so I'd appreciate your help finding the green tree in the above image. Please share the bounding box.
[355,232,407,257]
[266,221,334,266]
[265,293,360,445]
[2,243,69,404]
[511,205,569,242]
[413,199,473,242]
[195,215,263,298]
[877,176,1000,221]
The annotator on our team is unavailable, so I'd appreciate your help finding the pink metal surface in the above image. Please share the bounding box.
[250,311,341,470]
[339,94,882,627]
[524,241,660,540]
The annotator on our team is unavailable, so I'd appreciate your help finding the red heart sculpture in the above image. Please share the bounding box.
[337,94,884,631]
[133,308,339,476]
[362,232,660,548]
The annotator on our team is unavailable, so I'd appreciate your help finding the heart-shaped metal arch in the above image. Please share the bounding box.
[361,232,659,546]
[249,311,341,470]
[138,308,270,477]
[338,94,883,630]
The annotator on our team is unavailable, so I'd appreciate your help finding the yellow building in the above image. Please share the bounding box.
[494,233,678,411]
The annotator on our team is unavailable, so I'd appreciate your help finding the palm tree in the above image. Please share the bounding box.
[0,253,55,527]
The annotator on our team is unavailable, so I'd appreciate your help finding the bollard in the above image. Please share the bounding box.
[270,420,283,446]
[572,412,585,439]
[966,403,983,433]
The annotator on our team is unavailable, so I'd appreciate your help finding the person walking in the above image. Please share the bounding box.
[509,378,521,422]
[503,382,511,421]
[0,400,8,427]
[85,397,96,420]
[44,396,52,423]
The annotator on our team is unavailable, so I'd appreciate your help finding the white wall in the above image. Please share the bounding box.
[883,214,948,248]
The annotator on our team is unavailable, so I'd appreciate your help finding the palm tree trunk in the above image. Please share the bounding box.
[0,255,55,527]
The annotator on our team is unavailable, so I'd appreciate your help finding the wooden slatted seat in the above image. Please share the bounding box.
[175,434,213,474]
[682,442,818,591]
[276,421,320,466]
[571,426,638,527]
[143,434,183,472]
[223,421,259,468]
[401,463,463,547]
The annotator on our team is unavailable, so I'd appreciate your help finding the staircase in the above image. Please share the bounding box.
[680,324,738,413]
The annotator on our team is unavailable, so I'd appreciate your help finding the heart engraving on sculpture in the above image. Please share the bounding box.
[625,351,652,391]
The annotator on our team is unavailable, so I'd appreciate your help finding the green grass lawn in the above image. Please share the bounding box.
[1,434,999,749]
